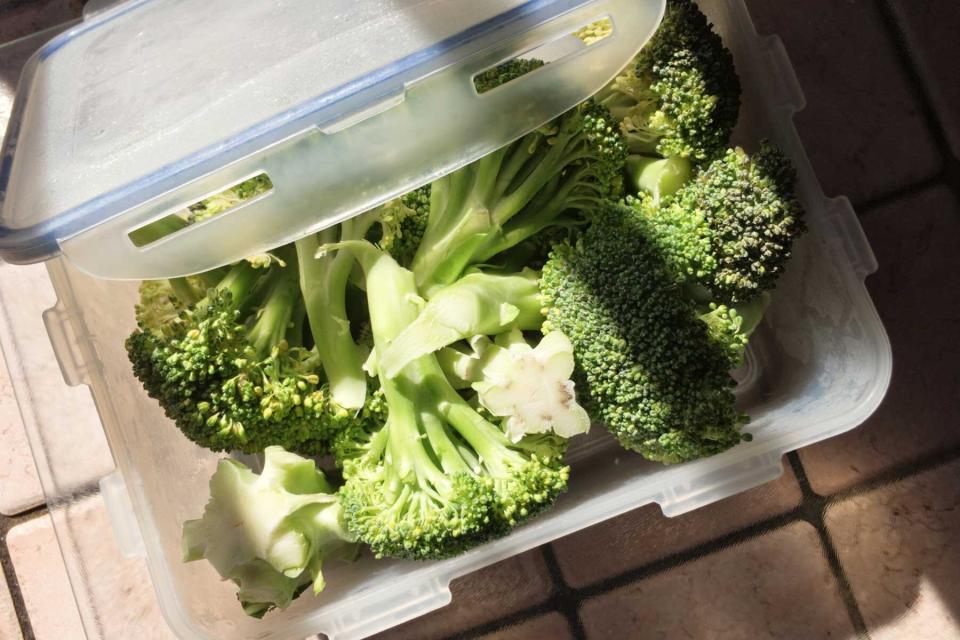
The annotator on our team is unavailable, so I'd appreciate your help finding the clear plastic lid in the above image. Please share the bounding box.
[0,0,664,279]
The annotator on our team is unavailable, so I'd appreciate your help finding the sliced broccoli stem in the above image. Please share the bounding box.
[428,368,527,478]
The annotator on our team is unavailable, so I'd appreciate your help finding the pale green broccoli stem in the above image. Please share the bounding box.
[411,122,591,294]
[191,260,261,318]
[379,269,543,378]
[167,278,199,306]
[344,240,470,491]
[430,374,527,477]
[411,152,507,293]
[245,260,301,359]
[627,154,692,200]
[295,214,377,410]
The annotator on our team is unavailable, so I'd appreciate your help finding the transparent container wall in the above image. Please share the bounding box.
[5,0,890,638]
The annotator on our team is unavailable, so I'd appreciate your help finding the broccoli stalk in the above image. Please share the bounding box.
[409,97,627,294]
[295,212,379,410]
[182,447,358,618]
[378,268,543,378]
[326,241,569,560]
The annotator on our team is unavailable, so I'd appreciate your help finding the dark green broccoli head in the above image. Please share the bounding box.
[673,142,804,302]
[540,204,748,464]
[596,0,740,162]
[622,142,804,303]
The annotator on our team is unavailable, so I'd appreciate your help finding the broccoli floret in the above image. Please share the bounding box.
[628,142,805,303]
[593,0,740,165]
[474,58,545,94]
[540,208,749,463]
[182,447,358,618]
[374,189,429,267]
[410,70,627,293]
[126,252,355,454]
[187,174,273,224]
[327,241,569,559]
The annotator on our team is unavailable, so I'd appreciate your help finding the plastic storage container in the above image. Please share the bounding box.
[0,0,891,638]
[0,0,662,278]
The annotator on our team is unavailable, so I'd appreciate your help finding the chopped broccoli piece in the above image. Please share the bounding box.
[327,241,569,559]
[593,0,741,164]
[410,65,627,292]
[628,142,805,303]
[182,447,357,618]
[126,251,356,454]
[540,207,750,463]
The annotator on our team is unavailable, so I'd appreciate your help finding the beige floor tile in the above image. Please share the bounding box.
[7,514,84,639]
[826,460,960,640]
[580,522,855,639]
[8,495,174,640]
[0,568,22,640]
[0,353,43,515]
[799,187,960,494]
[373,549,555,640]
[0,262,116,500]
[743,0,941,204]
[478,612,572,640]
[552,463,801,588]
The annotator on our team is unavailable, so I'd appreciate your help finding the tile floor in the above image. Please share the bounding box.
[1,0,959,638]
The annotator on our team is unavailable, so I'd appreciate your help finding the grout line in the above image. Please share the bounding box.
[827,443,960,504]
[855,175,946,215]
[786,453,870,639]
[540,545,586,640]
[873,0,960,206]
[571,509,799,600]
[435,442,960,639]
[0,505,48,536]
[447,603,562,640]
[450,438,960,640]
[0,505,49,640]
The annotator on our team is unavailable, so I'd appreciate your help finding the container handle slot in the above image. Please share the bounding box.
[127,173,273,248]
[472,16,614,94]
